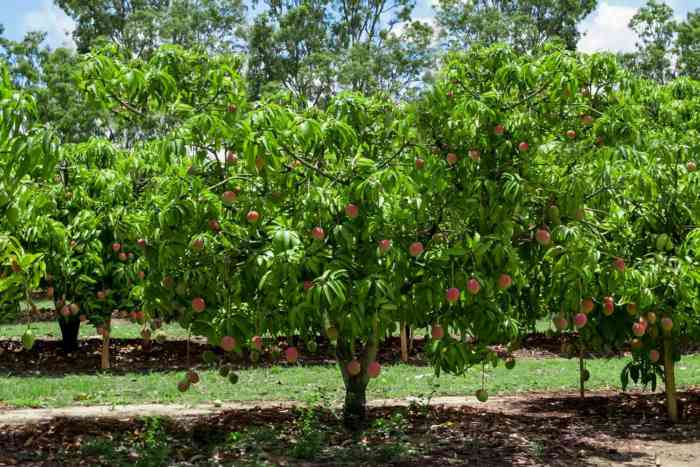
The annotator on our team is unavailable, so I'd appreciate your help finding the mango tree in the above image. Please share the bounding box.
[17,140,145,358]
[0,63,58,336]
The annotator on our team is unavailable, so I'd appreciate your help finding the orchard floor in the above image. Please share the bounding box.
[3,325,700,466]
[1,391,700,466]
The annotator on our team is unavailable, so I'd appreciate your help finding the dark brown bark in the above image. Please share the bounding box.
[399,321,408,363]
[101,324,111,370]
[336,324,379,430]
[58,318,80,353]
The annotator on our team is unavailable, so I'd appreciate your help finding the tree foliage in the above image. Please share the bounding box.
[56,0,247,55]
[246,0,434,103]
[435,0,597,53]
[1,0,700,428]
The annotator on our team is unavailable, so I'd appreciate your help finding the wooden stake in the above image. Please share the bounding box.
[663,336,678,423]
[579,348,585,399]
[400,322,408,363]
[101,323,111,370]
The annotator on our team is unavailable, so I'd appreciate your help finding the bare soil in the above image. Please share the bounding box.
[0,390,699,466]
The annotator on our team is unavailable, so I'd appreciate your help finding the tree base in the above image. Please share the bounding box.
[343,378,368,430]
[58,318,80,353]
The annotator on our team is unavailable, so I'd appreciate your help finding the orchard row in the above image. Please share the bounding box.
[1,44,699,426]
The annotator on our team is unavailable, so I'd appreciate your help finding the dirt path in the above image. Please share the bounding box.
[0,395,512,425]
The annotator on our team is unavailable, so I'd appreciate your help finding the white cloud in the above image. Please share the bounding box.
[578,2,639,54]
[22,0,76,49]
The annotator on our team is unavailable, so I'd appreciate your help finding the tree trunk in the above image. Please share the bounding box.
[101,325,111,370]
[58,318,80,353]
[343,374,369,429]
[337,325,379,430]
[142,333,152,353]
[399,322,408,363]
[663,336,678,423]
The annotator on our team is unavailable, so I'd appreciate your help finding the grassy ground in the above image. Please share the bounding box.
[2,355,700,409]
[0,319,554,341]
[0,320,191,340]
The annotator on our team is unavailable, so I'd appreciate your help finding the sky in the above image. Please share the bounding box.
[0,0,696,53]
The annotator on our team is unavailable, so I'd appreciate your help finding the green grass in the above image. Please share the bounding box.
[20,298,54,312]
[534,318,552,333]
[0,320,191,340]
[1,318,553,341]
[2,355,700,409]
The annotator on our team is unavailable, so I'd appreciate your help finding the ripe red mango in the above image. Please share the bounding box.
[221,335,236,352]
[367,361,381,378]
[409,242,424,257]
[192,297,206,313]
[345,203,359,219]
[311,227,325,241]
[446,287,460,303]
[467,278,480,295]
[347,359,361,376]
[285,346,299,363]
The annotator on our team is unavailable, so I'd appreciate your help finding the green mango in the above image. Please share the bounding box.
[22,329,35,350]
[306,340,318,353]
[5,206,19,225]
[656,234,669,251]
[664,236,674,251]
[175,282,188,296]
[154,331,167,344]
[547,205,561,225]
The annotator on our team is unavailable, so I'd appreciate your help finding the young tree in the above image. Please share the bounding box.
[14,140,147,355]
[52,41,699,427]
[0,63,58,330]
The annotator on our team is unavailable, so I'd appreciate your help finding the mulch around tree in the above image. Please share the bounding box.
[0,390,698,466]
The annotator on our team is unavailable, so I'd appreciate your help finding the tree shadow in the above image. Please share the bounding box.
[4,398,699,466]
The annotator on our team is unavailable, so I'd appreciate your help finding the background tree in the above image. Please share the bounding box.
[675,8,700,79]
[0,30,105,143]
[246,0,434,103]
[626,0,677,83]
[56,0,247,56]
[434,0,597,53]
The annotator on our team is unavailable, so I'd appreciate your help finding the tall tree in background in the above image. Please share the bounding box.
[56,0,247,56]
[435,0,597,53]
[246,0,434,104]
[675,9,700,79]
[626,0,676,83]
[0,28,104,142]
